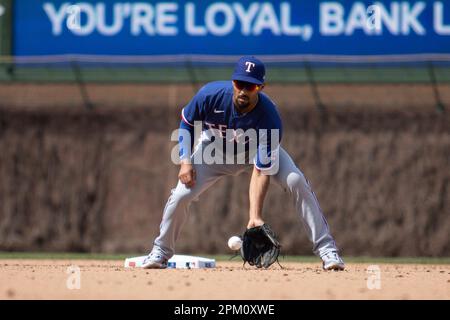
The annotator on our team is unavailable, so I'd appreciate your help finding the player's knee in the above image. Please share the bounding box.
[286,172,309,193]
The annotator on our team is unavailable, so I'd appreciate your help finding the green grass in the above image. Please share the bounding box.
[1,66,449,83]
[0,252,449,264]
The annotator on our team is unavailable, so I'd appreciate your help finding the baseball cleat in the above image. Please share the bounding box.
[141,251,168,269]
[322,251,345,271]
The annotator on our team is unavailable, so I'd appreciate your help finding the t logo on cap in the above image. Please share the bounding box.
[232,56,266,85]
[245,62,256,72]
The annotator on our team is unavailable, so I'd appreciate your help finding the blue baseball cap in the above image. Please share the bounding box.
[231,56,266,85]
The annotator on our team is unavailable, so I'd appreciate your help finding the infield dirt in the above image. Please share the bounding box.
[0,260,449,299]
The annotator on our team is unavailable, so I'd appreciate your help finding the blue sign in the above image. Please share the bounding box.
[13,0,450,55]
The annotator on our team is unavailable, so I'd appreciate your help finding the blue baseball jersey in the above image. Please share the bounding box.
[178,81,283,171]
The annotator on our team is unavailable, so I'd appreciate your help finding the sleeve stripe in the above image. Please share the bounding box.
[181,108,194,127]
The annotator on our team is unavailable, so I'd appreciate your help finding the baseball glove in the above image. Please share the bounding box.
[240,224,281,268]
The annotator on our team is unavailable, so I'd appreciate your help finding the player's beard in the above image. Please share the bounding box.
[234,95,250,111]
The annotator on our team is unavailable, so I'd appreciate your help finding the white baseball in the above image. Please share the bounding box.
[228,236,242,250]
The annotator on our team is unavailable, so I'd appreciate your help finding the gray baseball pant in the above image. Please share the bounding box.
[152,145,338,259]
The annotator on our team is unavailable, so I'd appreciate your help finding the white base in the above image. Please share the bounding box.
[124,254,216,269]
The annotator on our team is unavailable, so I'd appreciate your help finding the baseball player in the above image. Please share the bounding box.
[142,56,345,271]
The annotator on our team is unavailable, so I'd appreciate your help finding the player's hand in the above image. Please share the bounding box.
[247,218,265,229]
[178,161,196,188]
